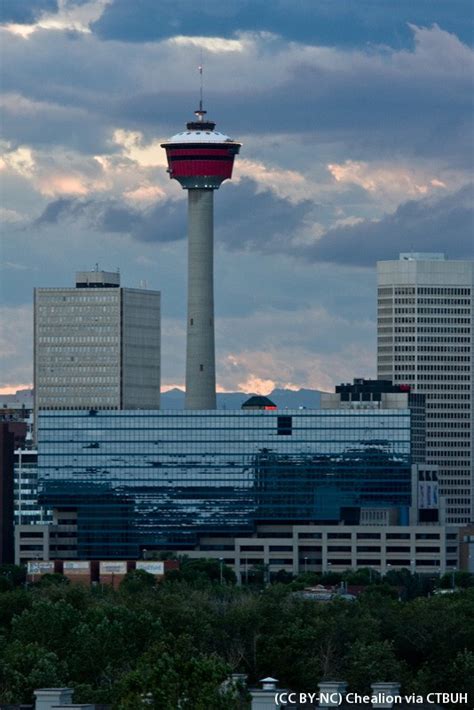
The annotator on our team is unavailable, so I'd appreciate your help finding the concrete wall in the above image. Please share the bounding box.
[121,289,161,409]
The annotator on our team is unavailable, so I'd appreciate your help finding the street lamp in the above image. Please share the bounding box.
[142,548,148,561]
[219,557,224,584]
[304,556,308,574]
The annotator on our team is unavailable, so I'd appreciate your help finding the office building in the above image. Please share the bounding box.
[14,448,51,526]
[34,269,161,414]
[322,378,426,461]
[0,422,15,564]
[377,254,474,525]
[322,378,443,525]
[38,405,417,559]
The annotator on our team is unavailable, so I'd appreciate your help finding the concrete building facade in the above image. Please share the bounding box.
[377,254,474,525]
[183,522,457,580]
[15,520,458,577]
[34,270,161,413]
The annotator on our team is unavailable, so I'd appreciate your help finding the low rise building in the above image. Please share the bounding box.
[178,522,457,581]
[15,510,78,566]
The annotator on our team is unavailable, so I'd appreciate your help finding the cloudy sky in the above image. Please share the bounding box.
[1,0,473,394]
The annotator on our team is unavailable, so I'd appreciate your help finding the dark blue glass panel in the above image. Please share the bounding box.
[38,410,412,558]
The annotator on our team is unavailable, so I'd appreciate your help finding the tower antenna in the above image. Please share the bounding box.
[195,51,206,122]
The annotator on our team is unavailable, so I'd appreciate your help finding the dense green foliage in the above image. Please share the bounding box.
[0,562,472,708]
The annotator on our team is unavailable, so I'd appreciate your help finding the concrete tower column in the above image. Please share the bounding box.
[185,189,216,409]
[161,110,240,410]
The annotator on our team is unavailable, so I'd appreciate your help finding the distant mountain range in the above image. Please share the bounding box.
[161,388,325,410]
[1,388,325,410]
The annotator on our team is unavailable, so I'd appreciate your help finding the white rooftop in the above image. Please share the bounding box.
[399,253,446,261]
[164,128,234,144]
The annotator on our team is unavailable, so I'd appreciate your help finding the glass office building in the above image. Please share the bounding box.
[38,409,413,558]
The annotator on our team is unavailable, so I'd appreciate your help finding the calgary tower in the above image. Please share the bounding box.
[161,82,241,409]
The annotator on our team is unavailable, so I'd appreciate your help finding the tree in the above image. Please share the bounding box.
[0,641,66,704]
[0,589,32,630]
[343,568,381,586]
[270,569,294,584]
[439,571,474,589]
[11,599,79,654]
[0,564,26,588]
[170,558,236,586]
[116,636,238,709]
[119,569,156,593]
[37,573,69,587]
[346,640,408,692]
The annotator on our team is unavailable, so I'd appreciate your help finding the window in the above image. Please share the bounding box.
[277,416,292,435]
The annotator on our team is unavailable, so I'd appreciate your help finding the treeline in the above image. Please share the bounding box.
[0,561,472,708]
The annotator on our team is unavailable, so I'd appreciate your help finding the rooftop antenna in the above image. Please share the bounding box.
[195,51,206,122]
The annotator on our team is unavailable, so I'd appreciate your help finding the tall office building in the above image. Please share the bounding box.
[0,423,15,564]
[34,270,161,413]
[377,253,474,525]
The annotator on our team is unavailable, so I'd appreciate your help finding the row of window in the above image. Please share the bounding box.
[393,369,471,378]
[37,293,119,302]
[418,288,471,295]
[427,422,471,430]
[419,355,471,361]
[417,308,471,314]
[378,287,471,296]
[418,327,471,333]
[418,318,471,324]
[37,336,120,343]
[418,298,471,305]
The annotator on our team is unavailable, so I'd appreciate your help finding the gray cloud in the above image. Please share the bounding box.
[34,180,315,249]
[92,0,474,48]
[35,194,187,241]
[0,0,56,24]
[35,197,78,224]
[303,184,474,265]
[1,24,472,168]
[34,182,474,268]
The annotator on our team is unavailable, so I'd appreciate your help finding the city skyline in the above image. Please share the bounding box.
[1,1,473,395]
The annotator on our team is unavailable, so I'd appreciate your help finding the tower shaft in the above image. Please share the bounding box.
[161,111,240,410]
[185,189,216,409]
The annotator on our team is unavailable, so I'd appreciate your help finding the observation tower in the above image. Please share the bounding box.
[161,100,241,409]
